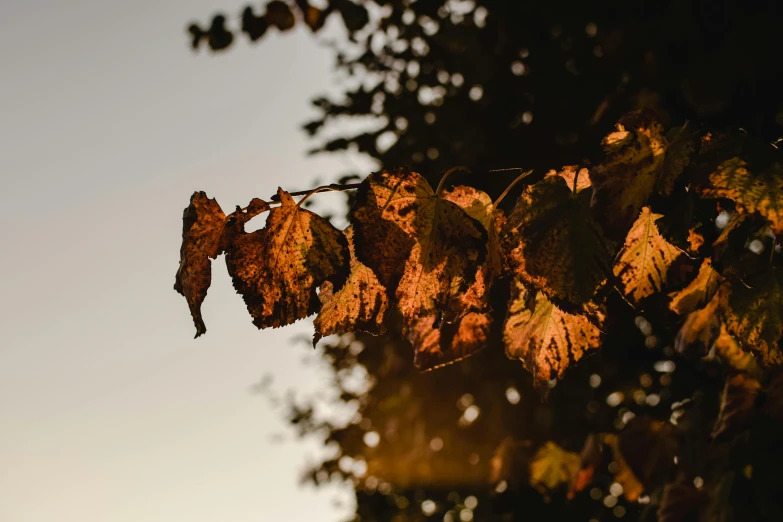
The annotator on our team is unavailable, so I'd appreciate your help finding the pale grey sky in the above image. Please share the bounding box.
[0,1,374,520]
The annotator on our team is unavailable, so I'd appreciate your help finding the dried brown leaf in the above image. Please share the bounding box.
[504,279,604,389]
[604,433,645,502]
[501,175,613,310]
[408,312,492,371]
[617,417,678,490]
[226,188,350,329]
[674,287,724,357]
[614,207,682,304]
[712,325,757,373]
[712,372,761,441]
[545,165,591,193]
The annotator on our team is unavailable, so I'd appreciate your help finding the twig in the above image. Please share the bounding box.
[493,169,533,207]
[435,166,471,196]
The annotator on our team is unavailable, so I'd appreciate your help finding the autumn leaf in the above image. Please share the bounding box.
[568,434,603,499]
[712,372,761,441]
[669,258,722,315]
[174,192,228,337]
[657,480,704,522]
[724,267,783,366]
[501,175,613,310]
[529,441,581,494]
[674,288,723,357]
[545,165,591,193]
[614,207,682,304]
[490,437,533,485]
[407,312,492,371]
[313,228,389,345]
[504,279,604,389]
[350,168,487,325]
[603,433,645,502]
[617,417,678,490]
[590,109,667,239]
[656,122,696,196]
[712,211,747,260]
[712,325,758,373]
[699,158,783,233]
[226,188,350,329]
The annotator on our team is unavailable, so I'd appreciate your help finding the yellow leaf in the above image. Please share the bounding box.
[529,441,581,494]
[699,158,783,233]
[712,325,757,373]
[407,312,492,371]
[313,228,389,345]
[350,169,487,325]
[501,175,613,309]
[724,267,783,366]
[226,188,350,329]
[614,207,682,304]
[669,258,722,315]
[504,279,604,389]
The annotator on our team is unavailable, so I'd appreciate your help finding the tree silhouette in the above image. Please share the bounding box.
[184,1,783,520]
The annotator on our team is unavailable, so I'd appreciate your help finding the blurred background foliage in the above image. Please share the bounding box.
[189,1,783,520]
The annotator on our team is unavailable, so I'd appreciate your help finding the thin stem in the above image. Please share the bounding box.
[493,169,533,207]
[435,166,471,196]
[270,182,362,203]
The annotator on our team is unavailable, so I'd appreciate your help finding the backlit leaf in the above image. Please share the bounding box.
[674,287,724,357]
[529,441,581,494]
[603,433,645,502]
[614,207,682,304]
[407,312,492,371]
[712,325,758,373]
[590,110,667,239]
[226,188,350,329]
[501,175,613,310]
[724,267,783,366]
[504,279,603,389]
[545,165,591,193]
[313,228,389,345]
[712,372,761,441]
[350,169,487,325]
[656,122,696,195]
[669,258,722,315]
[699,158,783,233]
[174,191,228,337]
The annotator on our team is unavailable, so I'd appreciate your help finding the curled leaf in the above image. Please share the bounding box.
[227,188,350,329]
[504,279,604,389]
[501,175,613,310]
[313,228,389,345]
[174,191,228,337]
[699,158,783,233]
[614,207,682,304]
[669,258,722,315]
[408,312,492,371]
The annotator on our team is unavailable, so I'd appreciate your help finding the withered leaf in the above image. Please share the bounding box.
[174,191,228,337]
[313,228,389,345]
[407,312,492,371]
[590,110,667,239]
[490,437,533,486]
[350,169,487,324]
[656,122,696,196]
[699,158,783,233]
[712,325,757,373]
[545,165,591,193]
[669,258,722,315]
[501,175,613,310]
[568,434,603,499]
[674,287,724,357]
[614,207,682,304]
[226,188,350,329]
[603,433,645,502]
[712,372,761,441]
[529,441,581,494]
[657,480,704,522]
[724,267,783,366]
[504,279,604,389]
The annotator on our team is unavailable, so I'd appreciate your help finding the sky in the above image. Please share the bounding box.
[0,1,375,520]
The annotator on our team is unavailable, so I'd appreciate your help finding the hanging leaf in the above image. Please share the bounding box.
[674,288,724,357]
[226,188,350,329]
[724,267,783,366]
[265,0,296,31]
[603,433,645,502]
[669,258,722,315]
[712,325,758,373]
[501,175,613,310]
[313,228,389,345]
[614,207,682,304]
[174,192,228,337]
[699,158,783,233]
[712,372,761,441]
[503,279,604,389]
[407,312,492,371]
[568,434,604,499]
[350,169,487,325]
[656,122,697,195]
[529,441,581,494]
[617,417,679,490]
[712,211,748,260]
[545,165,591,193]
[590,110,667,239]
